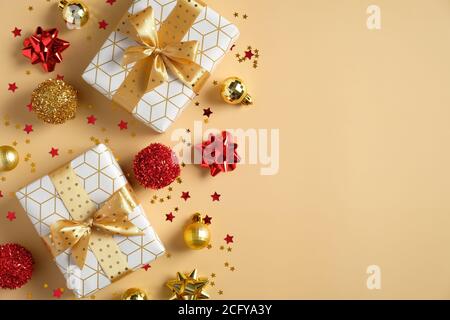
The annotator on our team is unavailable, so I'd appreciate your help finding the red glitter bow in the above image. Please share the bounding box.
[196,131,240,177]
[22,27,70,72]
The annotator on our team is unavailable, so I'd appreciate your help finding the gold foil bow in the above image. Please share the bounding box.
[46,163,143,281]
[113,0,210,113]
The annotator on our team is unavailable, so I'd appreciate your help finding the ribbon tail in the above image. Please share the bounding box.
[163,56,209,94]
[71,232,91,269]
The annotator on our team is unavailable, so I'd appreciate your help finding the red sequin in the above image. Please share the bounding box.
[0,243,34,289]
[133,143,180,189]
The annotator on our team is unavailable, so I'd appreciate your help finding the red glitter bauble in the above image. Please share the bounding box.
[0,243,34,289]
[133,143,181,190]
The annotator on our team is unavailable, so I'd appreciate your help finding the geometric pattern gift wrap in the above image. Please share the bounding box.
[15,144,165,298]
[82,0,239,133]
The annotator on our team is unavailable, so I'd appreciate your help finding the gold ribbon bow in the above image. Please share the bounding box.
[46,164,143,281]
[113,0,210,113]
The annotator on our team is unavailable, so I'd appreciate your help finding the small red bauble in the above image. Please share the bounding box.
[0,243,34,289]
[133,143,180,190]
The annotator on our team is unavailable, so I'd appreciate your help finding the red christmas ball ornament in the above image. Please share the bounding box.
[133,143,181,190]
[0,243,34,289]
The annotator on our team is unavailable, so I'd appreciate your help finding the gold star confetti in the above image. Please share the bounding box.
[176,177,182,184]
[174,207,179,212]
[211,273,216,278]
[168,187,173,192]
[207,244,212,249]
[224,262,229,267]
[227,247,232,252]
[230,267,236,272]
[243,14,248,19]
[220,245,225,250]
[12,141,18,146]
[210,281,215,287]
[234,12,239,17]
[28,6,33,11]
[26,70,31,75]
[166,253,172,258]
[213,80,218,85]
[25,139,30,144]
[218,290,223,295]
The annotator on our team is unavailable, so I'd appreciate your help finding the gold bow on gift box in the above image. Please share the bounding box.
[113,0,210,113]
[45,164,143,281]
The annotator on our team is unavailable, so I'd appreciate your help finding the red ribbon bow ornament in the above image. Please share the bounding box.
[22,27,70,72]
[196,131,240,177]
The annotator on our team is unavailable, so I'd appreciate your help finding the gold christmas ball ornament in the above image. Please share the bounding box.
[31,79,78,125]
[183,213,211,250]
[59,0,89,30]
[0,146,19,172]
[221,77,253,105]
[121,288,149,300]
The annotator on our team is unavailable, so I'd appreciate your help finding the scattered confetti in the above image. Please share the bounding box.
[166,212,175,222]
[11,27,22,37]
[49,148,59,158]
[181,191,190,201]
[211,192,221,202]
[118,120,128,130]
[224,234,234,244]
[53,288,63,298]
[203,215,212,225]
[8,83,18,92]
[142,264,151,271]
[98,20,109,29]
[6,211,16,221]
[87,115,97,125]
[23,124,33,134]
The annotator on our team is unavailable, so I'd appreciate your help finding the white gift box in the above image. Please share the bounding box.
[82,0,240,133]
[15,144,165,298]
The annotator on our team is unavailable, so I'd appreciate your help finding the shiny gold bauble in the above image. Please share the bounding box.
[0,146,19,172]
[183,213,211,250]
[31,79,78,124]
[121,288,149,300]
[221,77,253,105]
[59,0,89,29]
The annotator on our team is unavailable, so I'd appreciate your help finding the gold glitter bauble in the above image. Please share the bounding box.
[59,0,89,30]
[121,288,149,300]
[221,77,253,105]
[0,145,19,172]
[183,213,211,250]
[31,79,78,124]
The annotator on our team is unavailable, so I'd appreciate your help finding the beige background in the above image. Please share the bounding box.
[1,0,450,299]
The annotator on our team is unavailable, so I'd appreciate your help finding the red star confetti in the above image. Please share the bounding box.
[56,74,64,80]
[11,27,22,37]
[244,50,254,60]
[26,102,33,112]
[106,0,116,5]
[224,234,234,244]
[166,212,175,222]
[181,191,190,201]
[118,120,128,130]
[98,20,109,29]
[87,115,97,125]
[0,191,3,198]
[142,264,151,271]
[23,124,33,134]
[8,83,18,92]
[49,148,59,158]
[203,108,213,118]
[211,192,221,202]
[53,288,63,298]
[203,215,212,225]
[6,211,16,221]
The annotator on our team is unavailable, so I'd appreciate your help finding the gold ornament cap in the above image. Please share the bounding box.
[0,146,19,172]
[221,77,253,105]
[121,288,149,300]
[183,213,211,250]
[59,0,89,29]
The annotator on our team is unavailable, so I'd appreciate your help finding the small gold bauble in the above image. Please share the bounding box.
[221,77,253,105]
[183,213,211,250]
[121,288,149,300]
[31,79,78,124]
[0,146,19,172]
[59,0,89,30]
